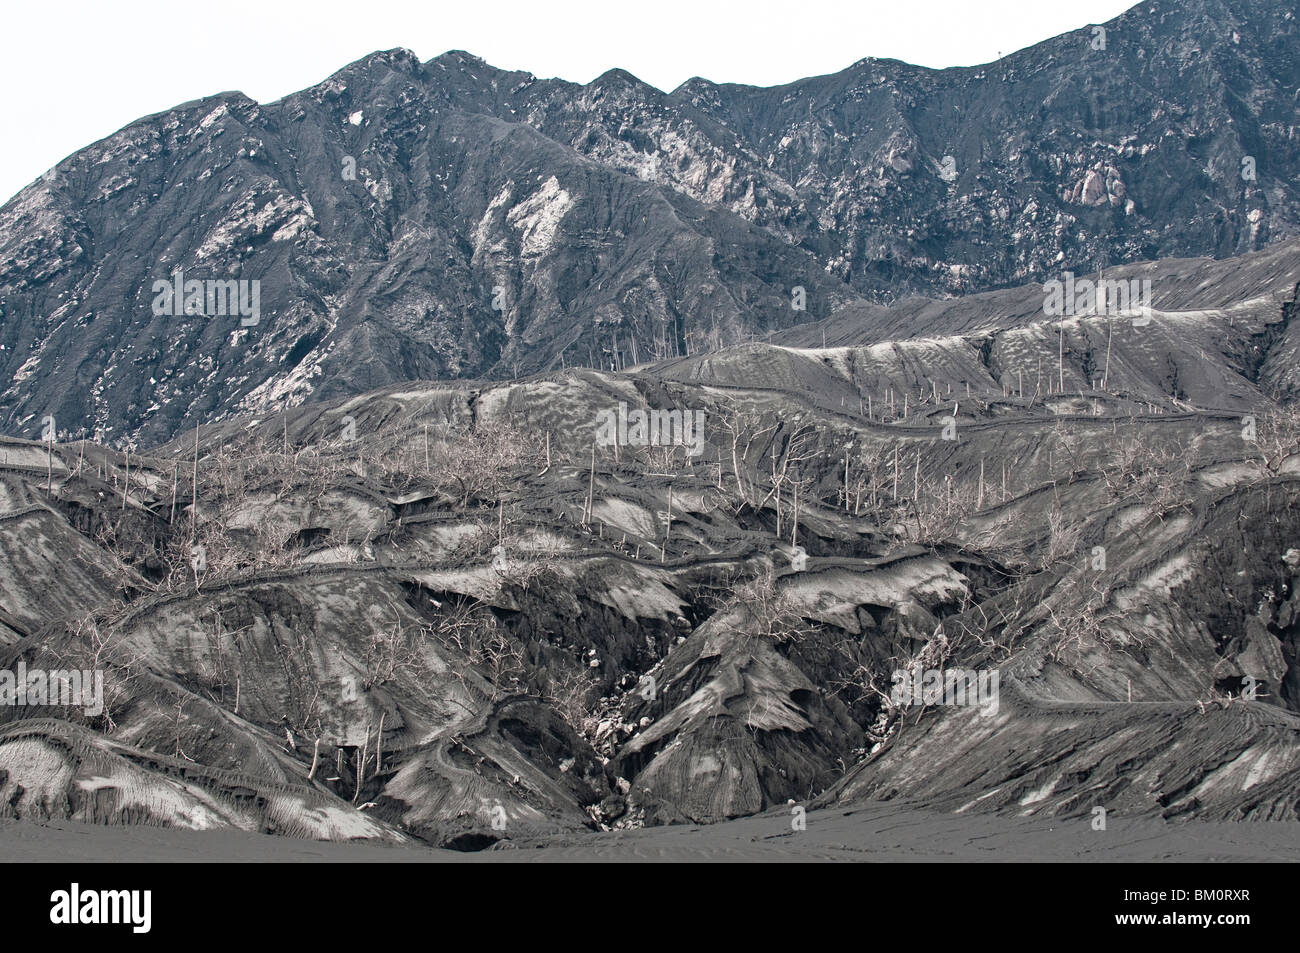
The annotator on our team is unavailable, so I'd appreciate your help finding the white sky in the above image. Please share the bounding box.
[1,0,1139,203]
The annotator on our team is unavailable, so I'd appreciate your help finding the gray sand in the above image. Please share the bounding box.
[3,802,1297,862]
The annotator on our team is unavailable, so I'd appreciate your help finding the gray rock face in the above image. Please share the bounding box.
[2,0,1299,450]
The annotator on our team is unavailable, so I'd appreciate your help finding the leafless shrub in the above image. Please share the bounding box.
[1045,501,1083,564]
[757,425,819,542]
[1041,572,1136,672]
[726,564,809,648]
[363,604,433,690]
[1098,434,1194,516]
[427,603,527,701]
[432,420,543,508]
[493,548,560,594]
[716,405,777,508]
[48,613,149,733]
[828,623,956,747]
[194,608,248,711]
[636,442,697,473]
[1245,404,1300,476]
[544,666,599,736]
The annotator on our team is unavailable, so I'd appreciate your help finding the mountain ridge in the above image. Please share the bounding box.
[2,0,1298,449]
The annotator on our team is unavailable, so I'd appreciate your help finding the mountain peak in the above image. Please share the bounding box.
[2,0,1298,446]
[590,67,648,89]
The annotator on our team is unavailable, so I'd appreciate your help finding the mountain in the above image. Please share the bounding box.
[3,0,1300,447]
[1,247,1298,846]
[3,0,1300,855]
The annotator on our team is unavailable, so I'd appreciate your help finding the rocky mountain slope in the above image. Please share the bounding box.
[2,0,1299,446]
[2,244,1298,846]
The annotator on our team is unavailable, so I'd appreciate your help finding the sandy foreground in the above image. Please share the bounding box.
[2,802,1297,863]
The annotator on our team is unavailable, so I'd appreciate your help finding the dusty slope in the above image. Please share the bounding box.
[1,246,1299,851]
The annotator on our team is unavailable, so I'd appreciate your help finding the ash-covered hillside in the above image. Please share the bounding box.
[2,0,1300,445]
[1,248,1298,847]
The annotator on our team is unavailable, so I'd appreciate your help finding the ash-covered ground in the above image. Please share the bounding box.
[2,243,1300,859]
